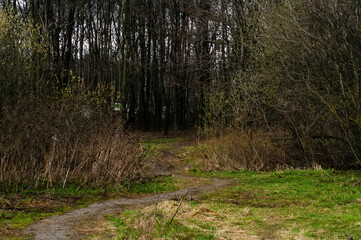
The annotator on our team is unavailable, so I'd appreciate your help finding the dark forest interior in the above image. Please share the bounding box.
[1,0,361,192]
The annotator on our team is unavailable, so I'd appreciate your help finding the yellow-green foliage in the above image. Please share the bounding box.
[203,90,230,133]
[55,70,115,114]
[0,9,48,116]
[0,10,10,39]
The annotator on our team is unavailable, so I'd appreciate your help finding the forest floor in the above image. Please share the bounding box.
[1,134,360,240]
[18,135,234,240]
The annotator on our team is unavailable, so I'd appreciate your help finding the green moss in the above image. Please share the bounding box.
[0,211,53,229]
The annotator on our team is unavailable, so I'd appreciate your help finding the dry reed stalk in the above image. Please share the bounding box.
[0,98,144,193]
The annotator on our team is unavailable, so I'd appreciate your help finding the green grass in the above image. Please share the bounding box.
[0,175,179,239]
[106,169,361,240]
[128,175,178,194]
[200,169,361,239]
[141,137,185,159]
[0,184,105,233]
[142,137,185,144]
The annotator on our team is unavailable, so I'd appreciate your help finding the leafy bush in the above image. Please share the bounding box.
[0,9,49,119]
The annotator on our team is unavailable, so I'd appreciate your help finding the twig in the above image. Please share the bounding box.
[168,198,184,226]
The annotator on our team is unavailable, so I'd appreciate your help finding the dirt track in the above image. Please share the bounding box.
[23,138,234,240]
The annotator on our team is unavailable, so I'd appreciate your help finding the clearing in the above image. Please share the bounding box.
[20,135,234,240]
[1,135,360,239]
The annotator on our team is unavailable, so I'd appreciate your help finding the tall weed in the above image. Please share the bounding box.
[195,129,347,171]
[0,96,143,193]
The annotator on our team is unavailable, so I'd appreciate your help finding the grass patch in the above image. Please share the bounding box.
[105,201,216,240]
[127,175,178,194]
[0,175,178,239]
[102,170,361,240]
[141,137,185,159]
[200,169,361,239]
[142,137,185,144]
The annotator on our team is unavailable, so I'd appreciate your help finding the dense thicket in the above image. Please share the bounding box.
[1,0,360,180]
[0,0,250,190]
[1,0,248,132]
[0,7,143,192]
[203,0,361,169]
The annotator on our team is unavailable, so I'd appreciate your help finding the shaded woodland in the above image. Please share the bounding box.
[1,0,247,131]
[1,0,361,191]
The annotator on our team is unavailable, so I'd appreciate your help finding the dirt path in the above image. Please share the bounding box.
[23,137,234,240]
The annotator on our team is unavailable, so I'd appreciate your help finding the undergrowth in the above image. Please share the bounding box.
[194,130,349,171]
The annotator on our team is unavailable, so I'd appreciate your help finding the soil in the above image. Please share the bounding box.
[23,136,234,240]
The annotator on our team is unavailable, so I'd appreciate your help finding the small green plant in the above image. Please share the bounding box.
[108,213,142,239]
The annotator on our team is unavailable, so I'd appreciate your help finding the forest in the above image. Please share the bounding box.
[1,0,361,239]
[1,0,361,190]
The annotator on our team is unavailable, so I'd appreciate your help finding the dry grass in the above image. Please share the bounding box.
[194,128,349,171]
[76,215,118,240]
[195,130,289,171]
[105,200,261,240]
[87,169,361,240]
[0,97,143,193]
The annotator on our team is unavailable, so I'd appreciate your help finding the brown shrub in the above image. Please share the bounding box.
[0,97,143,193]
[195,129,348,171]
